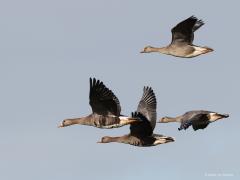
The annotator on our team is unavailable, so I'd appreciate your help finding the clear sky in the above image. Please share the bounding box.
[0,0,239,179]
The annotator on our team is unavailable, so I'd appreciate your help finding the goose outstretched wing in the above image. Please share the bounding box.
[171,16,204,45]
[89,78,121,116]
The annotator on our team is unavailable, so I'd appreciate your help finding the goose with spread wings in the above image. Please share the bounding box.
[159,110,229,131]
[98,87,175,146]
[141,16,213,58]
[58,78,138,129]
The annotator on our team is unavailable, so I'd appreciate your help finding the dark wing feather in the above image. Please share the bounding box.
[179,113,209,131]
[178,119,192,131]
[89,78,121,116]
[130,112,153,137]
[192,121,209,131]
[171,16,204,45]
[137,86,157,129]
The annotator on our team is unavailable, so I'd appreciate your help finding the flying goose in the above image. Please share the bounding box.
[58,78,138,129]
[141,16,213,58]
[98,87,175,146]
[159,110,229,131]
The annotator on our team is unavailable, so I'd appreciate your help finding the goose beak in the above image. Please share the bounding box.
[158,117,165,123]
[140,50,145,53]
[58,123,64,128]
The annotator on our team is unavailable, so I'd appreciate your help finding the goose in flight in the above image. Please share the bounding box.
[141,16,213,58]
[98,87,175,146]
[159,110,229,131]
[58,78,138,129]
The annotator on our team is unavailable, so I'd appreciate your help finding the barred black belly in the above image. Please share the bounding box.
[92,115,121,128]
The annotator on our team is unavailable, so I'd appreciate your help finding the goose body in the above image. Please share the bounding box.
[98,87,175,147]
[58,78,138,129]
[141,16,213,58]
[159,110,229,131]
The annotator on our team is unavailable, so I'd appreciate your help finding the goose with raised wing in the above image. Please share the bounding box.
[159,110,229,131]
[141,16,213,58]
[58,78,138,129]
[98,87,175,146]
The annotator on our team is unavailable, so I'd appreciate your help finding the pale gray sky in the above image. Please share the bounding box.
[0,0,239,179]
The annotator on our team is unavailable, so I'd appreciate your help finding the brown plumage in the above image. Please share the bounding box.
[58,78,138,129]
[98,87,175,147]
[141,16,213,58]
[159,110,229,131]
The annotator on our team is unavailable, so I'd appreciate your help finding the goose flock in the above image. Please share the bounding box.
[58,16,229,147]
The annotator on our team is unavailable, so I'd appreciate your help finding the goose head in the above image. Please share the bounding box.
[159,117,169,123]
[159,116,176,123]
[140,46,154,53]
[58,119,73,128]
[97,136,114,143]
